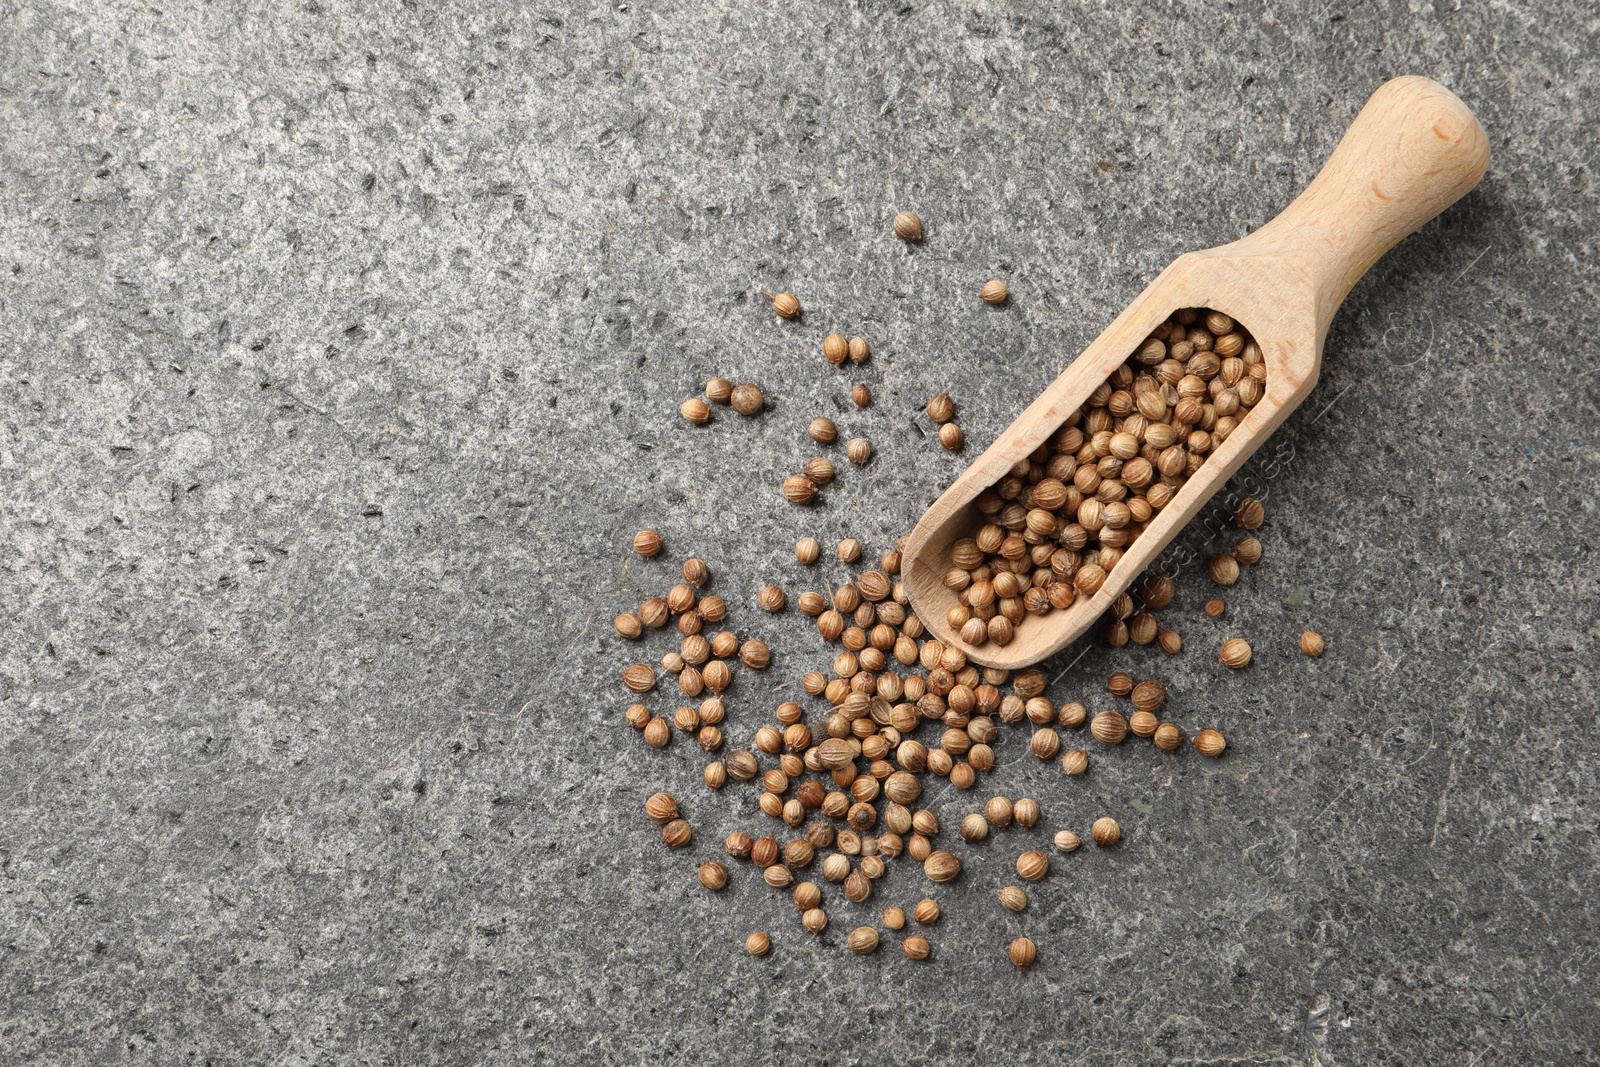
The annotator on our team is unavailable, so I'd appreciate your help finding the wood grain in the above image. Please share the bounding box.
[903,76,1489,669]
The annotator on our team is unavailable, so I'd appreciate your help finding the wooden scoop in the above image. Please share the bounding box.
[903,76,1489,669]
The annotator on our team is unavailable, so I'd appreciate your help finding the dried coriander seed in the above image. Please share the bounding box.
[745,931,771,956]
[614,613,643,639]
[980,280,1009,304]
[1158,629,1182,654]
[848,337,870,365]
[1194,728,1227,757]
[846,438,872,465]
[1233,535,1263,565]
[1234,496,1265,530]
[795,537,821,564]
[1153,722,1183,751]
[1130,680,1167,713]
[913,899,941,924]
[705,377,733,405]
[1016,850,1049,881]
[662,819,692,847]
[645,792,679,823]
[1013,798,1040,828]
[767,291,801,319]
[699,860,728,890]
[846,927,880,955]
[730,383,764,415]
[1009,937,1037,968]
[1301,630,1326,657]
[632,529,664,557]
[680,398,711,424]
[625,704,651,730]
[1061,749,1088,776]
[939,423,964,452]
[802,907,828,934]
[639,597,670,628]
[851,383,872,408]
[903,935,931,960]
[758,585,787,612]
[1208,553,1241,586]
[682,558,710,587]
[782,476,818,504]
[809,416,838,444]
[926,392,955,423]
[823,333,849,366]
[1204,597,1226,618]
[893,210,923,241]
[622,664,656,693]
[1219,637,1252,668]
[704,761,728,789]
[643,717,670,747]
[998,886,1028,912]
[1090,710,1127,745]
[924,850,961,884]
[1053,829,1082,853]
[1107,671,1134,697]
[1091,817,1121,846]
[960,813,989,842]
[882,906,907,931]
[837,538,863,563]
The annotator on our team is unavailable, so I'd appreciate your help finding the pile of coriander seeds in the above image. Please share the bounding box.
[942,308,1267,649]
[613,216,1317,967]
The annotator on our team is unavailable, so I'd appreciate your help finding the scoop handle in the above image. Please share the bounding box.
[1241,76,1489,328]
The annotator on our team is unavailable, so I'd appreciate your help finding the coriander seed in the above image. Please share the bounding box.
[1090,710,1128,745]
[851,383,872,408]
[1233,535,1263,565]
[758,585,786,612]
[998,886,1028,912]
[795,537,821,564]
[625,704,651,730]
[1091,817,1121,846]
[883,906,907,931]
[1013,798,1040,828]
[645,792,679,823]
[1053,829,1082,853]
[782,475,818,504]
[802,908,828,934]
[926,392,955,424]
[793,882,821,910]
[960,813,989,842]
[893,210,923,241]
[846,438,872,465]
[1194,728,1227,757]
[1158,629,1183,654]
[939,423,964,452]
[1130,680,1167,713]
[705,377,733,404]
[680,398,711,424]
[823,333,849,366]
[745,931,771,956]
[846,927,880,955]
[924,850,961,884]
[1219,637,1252,668]
[1301,630,1325,657]
[1208,553,1241,586]
[682,558,710,587]
[837,538,863,563]
[1061,749,1088,776]
[633,529,664,557]
[730,383,764,415]
[1107,671,1134,697]
[1153,722,1183,751]
[662,819,692,847]
[639,597,670,628]
[1009,937,1037,968]
[699,861,728,890]
[704,761,728,789]
[903,935,931,960]
[985,797,1014,828]
[768,291,801,319]
[614,613,643,639]
[1234,496,1265,530]
[848,337,870,365]
[980,280,1009,304]
[725,831,753,859]
[808,416,838,444]
[1016,850,1049,881]
[622,664,656,693]
[913,899,941,924]
[1204,597,1226,618]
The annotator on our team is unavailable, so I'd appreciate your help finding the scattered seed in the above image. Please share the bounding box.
[782,476,818,505]
[1219,637,1252,668]
[706,377,733,404]
[998,886,1028,912]
[1061,749,1088,776]
[903,935,931,959]
[795,537,821,564]
[809,416,838,444]
[1091,817,1121,846]
[1009,937,1037,968]
[662,819,692,847]
[1053,829,1082,853]
[849,337,870,365]
[846,438,873,465]
[1234,496,1265,530]
[1204,597,1226,618]
[823,333,849,366]
[846,927,880,955]
[980,280,1009,304]
[1301,630,1325,657]
[1194,728,1227,757]
[852,384,872,408]
[758,586,786,612]
[893,211,923,241]
[680,398,711,424]
[767,292,801,319]
[633,529,664,557]
[745,931,771,956]
[938,423,964,452]
[730,383,764,415]
[699,861,728,890]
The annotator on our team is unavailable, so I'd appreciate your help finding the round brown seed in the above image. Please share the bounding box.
[632,529,664,557]
[1091,817,1121,846]
[893,211,923,241]
[745,931,771,956]
[1009,937,1037,968]
[980,280,1009,304]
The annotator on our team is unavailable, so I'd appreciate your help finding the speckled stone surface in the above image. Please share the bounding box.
[3,2,1597,1063]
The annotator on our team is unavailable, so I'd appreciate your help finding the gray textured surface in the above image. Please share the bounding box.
[2,1,1597,1063]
